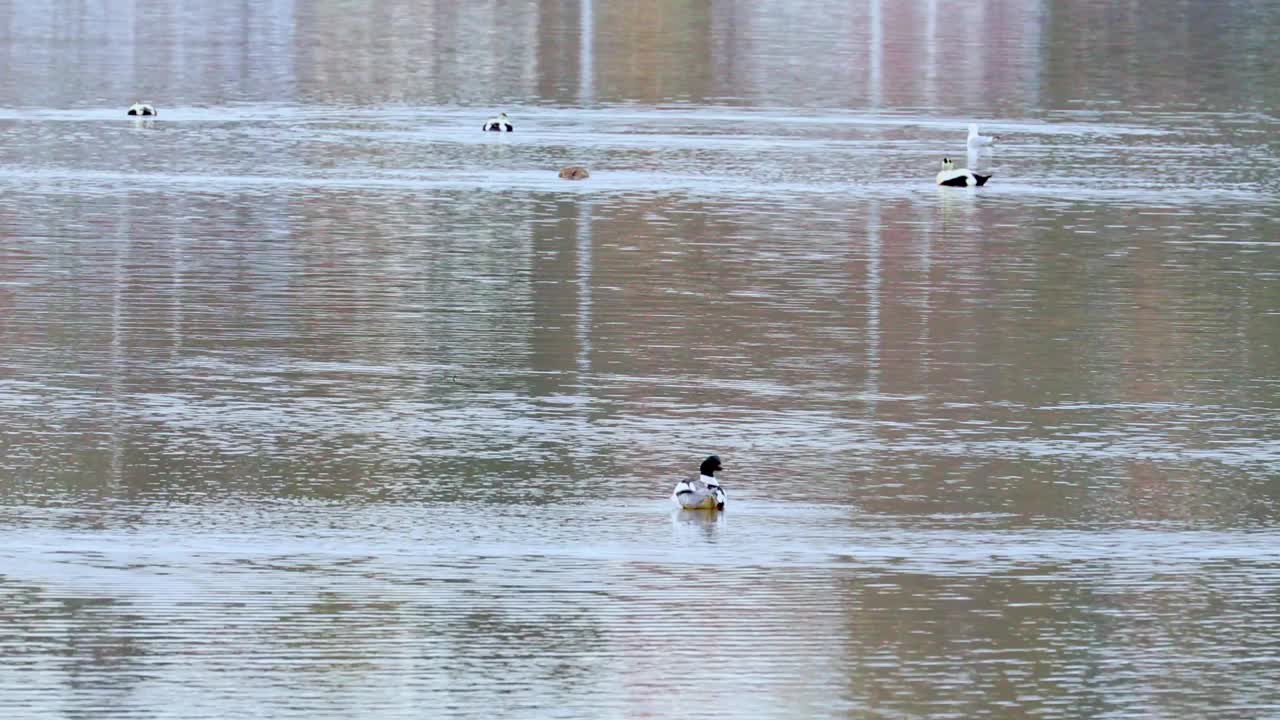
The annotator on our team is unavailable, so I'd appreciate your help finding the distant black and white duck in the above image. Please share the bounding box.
[671,455,727,511]
[483,112,513,132]
[967,123,996,148]
[127,102,157,117]
[936,157,991,187]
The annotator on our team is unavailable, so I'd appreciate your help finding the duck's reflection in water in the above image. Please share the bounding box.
[671,508,725,543]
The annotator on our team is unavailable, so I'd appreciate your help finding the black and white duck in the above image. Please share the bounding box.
[935,157,991,187]
[671,455,727,511]
[483,112,513,132]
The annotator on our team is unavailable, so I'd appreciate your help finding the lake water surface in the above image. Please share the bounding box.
[2,1,1280,718]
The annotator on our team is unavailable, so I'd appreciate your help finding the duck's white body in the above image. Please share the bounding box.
[672,474,726,511]
[936,158,991,187]
[483,113,513,132]
[967,123,995,147]
[127,102,157,116]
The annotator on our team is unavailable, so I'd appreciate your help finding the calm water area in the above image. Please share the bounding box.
[2,1,1280,718]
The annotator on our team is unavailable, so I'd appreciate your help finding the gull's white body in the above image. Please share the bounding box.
[967,123,995,147]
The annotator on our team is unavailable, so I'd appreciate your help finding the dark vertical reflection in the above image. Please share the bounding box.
[591,2,713,102]
[534,0,582,103]
[59,598,149,718]
[530,200,584,393]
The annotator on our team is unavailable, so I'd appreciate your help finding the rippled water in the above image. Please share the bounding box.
[3,1,1280,718]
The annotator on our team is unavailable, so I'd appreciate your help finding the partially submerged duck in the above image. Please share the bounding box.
[671,455,727,511]
[127,102,157,116]
[967,123,996,147]
[483,112,513,132]
[558,166,589,180]
[936,157,991,187]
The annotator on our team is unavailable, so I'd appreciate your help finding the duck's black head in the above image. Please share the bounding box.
[700,455,723,477]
